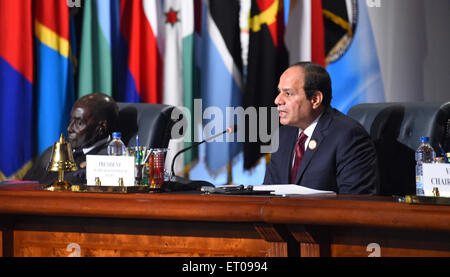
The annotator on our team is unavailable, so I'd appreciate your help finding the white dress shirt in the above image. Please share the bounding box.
[292,113,323,167]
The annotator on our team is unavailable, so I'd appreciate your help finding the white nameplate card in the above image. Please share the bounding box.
[86,155,135,187]
[422,163,450,197]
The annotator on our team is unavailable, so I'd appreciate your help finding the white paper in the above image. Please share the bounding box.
[422,163,450,197]
[252,184,336,196]
[86,155,135,187]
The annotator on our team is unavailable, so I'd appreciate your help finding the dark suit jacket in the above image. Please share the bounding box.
[23,141,108,185]
[264,106,379,195]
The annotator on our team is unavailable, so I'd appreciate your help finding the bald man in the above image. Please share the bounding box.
[23,93,119,185]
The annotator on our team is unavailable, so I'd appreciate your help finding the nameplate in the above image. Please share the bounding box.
[422,163,450,197]
[86,155,135,187]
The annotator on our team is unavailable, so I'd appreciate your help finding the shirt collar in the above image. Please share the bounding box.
[82,136,110,155]
[299,112,323,138]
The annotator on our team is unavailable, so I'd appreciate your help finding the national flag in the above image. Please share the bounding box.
[326,0,385,113]
[244,0,288,170]
[118,0,164,103]
[284,0,311,64]
[34,0,76,155]
[285,0,325,66]
[78,0,120,97]
[284,0,384,113]
[0,1,34,180]
[162,0,196,175]
[199,0,243,174]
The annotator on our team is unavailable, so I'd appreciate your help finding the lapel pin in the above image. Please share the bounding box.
[308,139,317,150]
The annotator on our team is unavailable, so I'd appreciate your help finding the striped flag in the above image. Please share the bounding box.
[35,0,75,155]
[162,0,195,175]
[118,0,164,103]
[285,0,385,113]
[326,0,385,112]
[285,0,325,65]
[0,1,34,180]
[78,0,120,97]
[199,0,243,174]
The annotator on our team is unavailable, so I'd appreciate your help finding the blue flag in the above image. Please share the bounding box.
[327,0,385,113]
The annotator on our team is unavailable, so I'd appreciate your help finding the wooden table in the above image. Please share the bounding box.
[0,183,449,257]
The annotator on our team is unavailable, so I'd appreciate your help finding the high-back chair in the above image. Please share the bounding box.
[117,102,180,149]
[347,102,450,196]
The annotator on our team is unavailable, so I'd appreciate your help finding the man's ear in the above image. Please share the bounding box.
[311,91,323,109]
[96,120,108,136]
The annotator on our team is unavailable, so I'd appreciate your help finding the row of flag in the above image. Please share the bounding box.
[0,0,384,182]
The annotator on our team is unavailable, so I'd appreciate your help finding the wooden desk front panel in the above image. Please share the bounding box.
[8,222,450,257]
[329,227,450,257]
[10,216,281,257]
[14,231,274,257]
[1,184,449,257]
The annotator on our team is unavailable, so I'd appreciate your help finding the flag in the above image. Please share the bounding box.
[118,0,164,103]
[162,0,196,175]
[284,0,384,113]
[78,0,120,97]
[284,0,311,64]
[35,0,75,155]
[326,0,385,113]
[0,1,34,180]
[285,0,325,66]
[244,0,288,170]
[199,0,243,174]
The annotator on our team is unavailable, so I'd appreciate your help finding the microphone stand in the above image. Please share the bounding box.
[170,129,230,177]
[165,126,235,192]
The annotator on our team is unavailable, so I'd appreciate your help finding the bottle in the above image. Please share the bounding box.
[107,132,126,156]
[415,136,436,196]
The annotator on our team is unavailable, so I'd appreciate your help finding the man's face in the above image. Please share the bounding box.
[67,104,98,149]
[275,66,314,129]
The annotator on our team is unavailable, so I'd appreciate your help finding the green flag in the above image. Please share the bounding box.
[78,0,113,97]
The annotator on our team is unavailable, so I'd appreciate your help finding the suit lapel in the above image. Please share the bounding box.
[294,107,334,184]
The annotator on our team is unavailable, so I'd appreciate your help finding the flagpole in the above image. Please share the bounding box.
[226,162,234,185]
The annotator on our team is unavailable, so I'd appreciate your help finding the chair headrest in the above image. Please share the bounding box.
[347,102,450,152]
[117,102,180,149]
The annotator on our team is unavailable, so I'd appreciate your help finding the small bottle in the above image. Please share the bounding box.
[107,132,126,156]
[415,136,436,196]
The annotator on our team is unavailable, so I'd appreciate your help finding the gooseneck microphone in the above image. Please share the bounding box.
[170,125,237,177]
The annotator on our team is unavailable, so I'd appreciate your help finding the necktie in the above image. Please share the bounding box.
[291,132,308,184]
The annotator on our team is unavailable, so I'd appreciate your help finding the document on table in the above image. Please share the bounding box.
[252,184,336,196]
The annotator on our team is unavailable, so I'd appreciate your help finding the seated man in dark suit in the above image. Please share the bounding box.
[23,93,119,185]
[264,62,379,194]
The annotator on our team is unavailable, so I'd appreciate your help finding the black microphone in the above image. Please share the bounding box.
[170,125,237,177]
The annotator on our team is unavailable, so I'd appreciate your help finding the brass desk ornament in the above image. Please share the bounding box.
[45,134,77,191]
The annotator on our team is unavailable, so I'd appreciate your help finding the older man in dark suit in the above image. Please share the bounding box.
[23,93,119,185]
[264,62,379,194]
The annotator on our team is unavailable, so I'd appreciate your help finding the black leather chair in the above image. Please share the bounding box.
[116,102,180,149]
[116,102,212,191]
[347,102,450,196]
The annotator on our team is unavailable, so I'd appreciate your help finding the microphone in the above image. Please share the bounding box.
[170,125,237,177]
